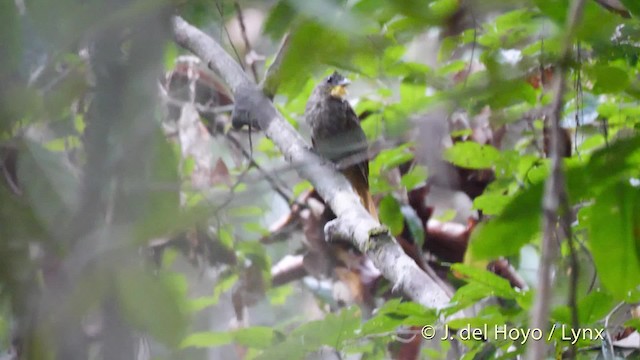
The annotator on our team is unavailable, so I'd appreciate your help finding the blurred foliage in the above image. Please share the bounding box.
[2,0,640,359]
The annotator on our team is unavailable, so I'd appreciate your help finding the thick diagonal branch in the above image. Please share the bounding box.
[171,16,451,309]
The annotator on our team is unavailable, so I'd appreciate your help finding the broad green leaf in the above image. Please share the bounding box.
[263,1,296,39]
[451,264,518,300]
[619,0,640,17]
[360,314,403,336]
[625,319,640,331]
[446,282,489,313]
[218,225,234,248]
[472,135,640,260]
[588,64,630,94]
[188,272,238,312]
[444,142,500,169]
[578,290,614,325]
[257,307,360,359]
[293,180,312,197]
[370,144,414,174]
[473,192,511,216]
[116,268,188,347]
[400,165,428,190]
[266,284,293,305]
[234,327,278,349]
[228,205,264,218]
[401,205,425,248]
[361,299,435,335]
[135,131,181,241]
[0,0,21,75]
[589,181,640,300]
[274,20,389,96]
[17,140,79,234]
[379,195,404,236]
[181,331,233,348]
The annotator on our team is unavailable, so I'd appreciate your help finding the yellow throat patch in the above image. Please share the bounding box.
[330,85,348,98]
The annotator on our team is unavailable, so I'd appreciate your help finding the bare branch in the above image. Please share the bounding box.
[271,255,307,287]
[171,16,451,309]
[526,0,585,359]
[233,2,260,83]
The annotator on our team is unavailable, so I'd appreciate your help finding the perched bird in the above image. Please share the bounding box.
[304,71,377,220]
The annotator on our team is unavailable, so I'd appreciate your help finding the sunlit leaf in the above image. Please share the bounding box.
[400,165,428,191]
[181,331,233,348]
[444,142,500,169]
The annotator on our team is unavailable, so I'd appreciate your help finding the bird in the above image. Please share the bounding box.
[304,71,377,220]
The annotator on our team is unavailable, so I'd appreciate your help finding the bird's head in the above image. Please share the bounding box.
[317,71,351,99]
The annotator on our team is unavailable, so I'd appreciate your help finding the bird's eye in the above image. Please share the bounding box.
[326,75,334,83]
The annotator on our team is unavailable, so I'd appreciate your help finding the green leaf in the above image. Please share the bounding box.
[188,272,238,312]
[446,282,489,313]
[218,225,234,248]
[229,205,264,218]
[17,140,79,234]
[619,0,640,17]
[266,284,293,305]
[469,182,543,259]
[435,209,456,222]
[263,1,296,39]
[625,319,640,331]
[588,64,630,94]
[473,192,511,216]
[0,0,21,75]
[274,20,388,96]
[293,180,313,197]
[471,135,640,260]
[400,165,428,190]
[181,331,233,348]
[401,205,425,248]
[360,313,404,336]
[578,290,614,325]
[234,327,278,349]
[444,142,500,169]
[361,300,435,336]
[451,264,518,300]
[399,80,428,113]
[116,269,188,347]
[379,195,404,236]
[258,307,360,359]
[135,131,181,241]
[589,181,640,300]
[370,144,414,174]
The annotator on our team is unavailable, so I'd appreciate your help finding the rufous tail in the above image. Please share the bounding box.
[343,167,378,221]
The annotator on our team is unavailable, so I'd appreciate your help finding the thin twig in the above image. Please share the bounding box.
[566,222,579,358]
[215,0,245,71]
[225,132,303,207]
[463,13,478,88]
[234,1,259,83]
[526,0,586,359]
[574,41,583,158]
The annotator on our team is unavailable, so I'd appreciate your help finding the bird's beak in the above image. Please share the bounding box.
[330,78,350,98]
